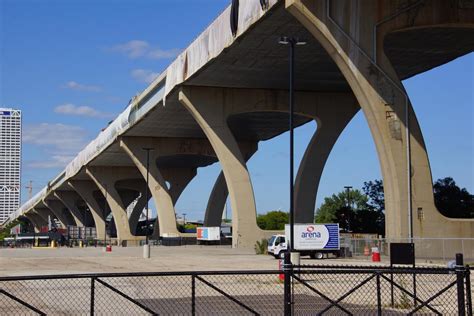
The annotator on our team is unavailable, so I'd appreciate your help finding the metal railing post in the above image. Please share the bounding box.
[442,239,446,261]
[192,274,196,316]
[284,252,292,316]
[90,277,95,316]
[456,253,466,316]
[465,265,472,316]
[376,272,382,315]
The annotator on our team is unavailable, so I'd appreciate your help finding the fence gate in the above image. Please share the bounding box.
[292,264,471,315]
[0,265,471,315]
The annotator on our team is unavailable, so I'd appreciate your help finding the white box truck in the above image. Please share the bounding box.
[267,223,340,259]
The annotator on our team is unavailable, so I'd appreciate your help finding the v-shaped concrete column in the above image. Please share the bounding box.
[120,138,193,238]
[294,93,359,223]
[287,0,474,239]
[128,192,149,236]
[86,166,143,243]
[25,211,47,232]
[179,87,262,248]
[113,178,150,236]
[43,199,74,228]
[54,191,86,227]
[33,208,54,224]
[204,148,257,227]
[68,180,107,239]
[161,168,197,205]
[204,172,228,227]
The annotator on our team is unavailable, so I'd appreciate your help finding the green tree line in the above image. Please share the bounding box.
[256,177,473,235]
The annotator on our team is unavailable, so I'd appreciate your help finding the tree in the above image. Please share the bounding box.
[315,189,384,235]
[434,177,473,218]
[0,219,28,241]
[363,180,384,213]
[257,211,288,230]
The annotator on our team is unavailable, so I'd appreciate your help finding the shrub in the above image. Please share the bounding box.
[254,238,268,255]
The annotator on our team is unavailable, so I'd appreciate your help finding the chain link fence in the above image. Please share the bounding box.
[341,237,474,262]
[293,265,472,315]
[1,264,471,315]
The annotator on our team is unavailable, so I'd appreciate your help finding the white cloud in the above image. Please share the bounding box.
[62,81,101,92]
[148,47,181,59]
[54,104,114,119]
[23,123,90,169]
[108,40,180,60]
[26,155,76,169]
[131,69,159,83]
[109,40,149,58]
[23,123,88,169]
[23,123,88,151]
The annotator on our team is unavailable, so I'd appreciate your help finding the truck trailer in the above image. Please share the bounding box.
[267,223,340,259]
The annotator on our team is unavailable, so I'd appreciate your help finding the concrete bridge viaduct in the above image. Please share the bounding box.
[9,0,473,250]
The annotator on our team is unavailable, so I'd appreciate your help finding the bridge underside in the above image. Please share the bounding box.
[17,0,473,253]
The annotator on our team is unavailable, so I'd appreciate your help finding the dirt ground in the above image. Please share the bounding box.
[0,245,397,276]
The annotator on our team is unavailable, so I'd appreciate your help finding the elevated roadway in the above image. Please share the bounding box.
[9,0,474,251]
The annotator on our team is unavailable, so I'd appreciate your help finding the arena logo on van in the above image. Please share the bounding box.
[301,226,321,238]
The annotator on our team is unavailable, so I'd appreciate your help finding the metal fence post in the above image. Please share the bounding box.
[465,265,472,316]
[442,239,446,261]
[284,252,292,316]
[90,277,95,316]
[376,272,382,316]
[191,274,196,316]
[456,253,466,316]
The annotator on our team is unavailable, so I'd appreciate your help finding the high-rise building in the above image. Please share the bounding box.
[0,108,21,224]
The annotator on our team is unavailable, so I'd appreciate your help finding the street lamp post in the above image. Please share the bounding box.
[103,184,108,251]
[279,36,306,252]
[142,147,154,259]
[279,35,306,316]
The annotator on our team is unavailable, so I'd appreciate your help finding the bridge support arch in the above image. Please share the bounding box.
[68,180,107,240]
[180,86,360,247]
[179,87,263,248]
[286,0,474,241]
[25,211,47,232]
[86,167,144,245]
[43,199,74,228]
[54,191,87,228]
[120,138,194,238]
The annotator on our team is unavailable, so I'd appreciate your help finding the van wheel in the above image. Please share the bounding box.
[278,251,285,259]
[311,252,324,259]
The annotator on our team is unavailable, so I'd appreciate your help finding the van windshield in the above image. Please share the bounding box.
[269,236,276,246]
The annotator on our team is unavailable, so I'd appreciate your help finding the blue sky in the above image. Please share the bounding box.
[1,0,473,220]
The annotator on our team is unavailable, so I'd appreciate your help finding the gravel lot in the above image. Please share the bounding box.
[0,245,392,276]
[0,246,468,315]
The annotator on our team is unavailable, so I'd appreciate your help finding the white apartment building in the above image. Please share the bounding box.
[0,108,21,224]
